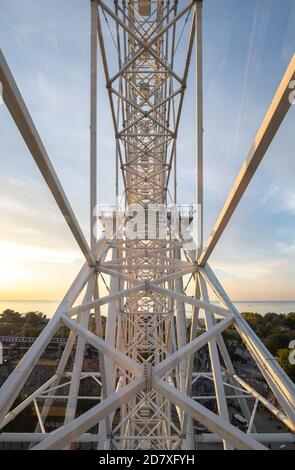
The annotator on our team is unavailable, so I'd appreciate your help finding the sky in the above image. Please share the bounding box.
[0,0,294,303]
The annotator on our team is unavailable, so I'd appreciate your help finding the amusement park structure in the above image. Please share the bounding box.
[0,0,295,450]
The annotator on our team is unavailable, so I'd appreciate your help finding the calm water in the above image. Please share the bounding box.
[0,300,295,318]
[232,301,295,315]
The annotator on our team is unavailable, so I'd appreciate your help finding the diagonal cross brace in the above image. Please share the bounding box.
[198,54,295,266]
[0,50,94,266]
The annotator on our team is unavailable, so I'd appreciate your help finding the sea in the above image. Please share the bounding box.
[0,300,295,318]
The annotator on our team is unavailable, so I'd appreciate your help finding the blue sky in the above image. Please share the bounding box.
[0,0,294,301]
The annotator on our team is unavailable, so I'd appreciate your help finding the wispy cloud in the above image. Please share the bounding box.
[283,191,295,214]
[277,240,295,255]
[213,258,288,281]
[258,184,279,206]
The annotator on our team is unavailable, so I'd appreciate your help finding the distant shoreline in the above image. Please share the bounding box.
[1,299,295,303]
[1,299,295,318]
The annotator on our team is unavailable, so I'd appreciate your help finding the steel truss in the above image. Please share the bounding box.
[0,0,295,451]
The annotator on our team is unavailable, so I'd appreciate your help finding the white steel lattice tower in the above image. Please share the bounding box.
[0,0,295,450]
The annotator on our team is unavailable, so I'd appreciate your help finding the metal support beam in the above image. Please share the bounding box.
[199,277,232,450]
[150,283,230,317]
[0,50,94,266]
[196,0,203,257]
[153,378,266,450]
[1,1,294,451]
[90,0,98,256]
[0,263,93,425]
[201,264,295,429]
[154,315,233,377]
[61,314,143,378]
[198,54,295,266]
[32,377,145,450]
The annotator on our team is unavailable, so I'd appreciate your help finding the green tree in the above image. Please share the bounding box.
[264,312,284,326]
[0,309,23,324]
[285,312,295,330]
[265,333,290,356]
[242,312,263,333]
[23,311,47,326]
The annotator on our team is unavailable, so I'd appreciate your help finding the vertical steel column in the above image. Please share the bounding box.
[196,0,203,257]
[90,0,98,257]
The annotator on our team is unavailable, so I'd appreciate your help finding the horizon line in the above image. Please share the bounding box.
[1,299,295,303]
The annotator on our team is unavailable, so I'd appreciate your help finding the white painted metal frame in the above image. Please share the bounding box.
[0,0,294,451]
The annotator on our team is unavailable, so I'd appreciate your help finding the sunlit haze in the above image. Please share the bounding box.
[0,0,295,304]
